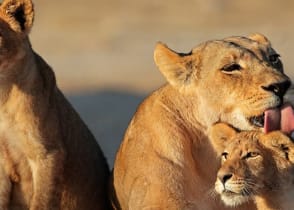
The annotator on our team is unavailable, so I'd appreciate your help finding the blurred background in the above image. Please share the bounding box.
[30,0,294,167]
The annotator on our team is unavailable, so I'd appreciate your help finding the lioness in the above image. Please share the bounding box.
[0,0,110,209]
[209,123,294,210]
[112,34,293,209]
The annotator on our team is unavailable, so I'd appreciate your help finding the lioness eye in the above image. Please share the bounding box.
[221,63,242,72]
[245,152,259,159]
[221,152,228,160]
[269,54,280,64]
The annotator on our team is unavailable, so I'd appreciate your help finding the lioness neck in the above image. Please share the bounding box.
[0,49,60,142]
[159,85,206,131]
[158,85,220,177]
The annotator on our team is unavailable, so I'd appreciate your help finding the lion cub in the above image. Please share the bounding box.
[209,123,294,210]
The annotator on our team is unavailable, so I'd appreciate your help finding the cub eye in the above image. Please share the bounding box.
[221,63,242,72]
[221,152,228,160]
[269,54,280,65]
[280,144,289,160]
[245,152,259,159]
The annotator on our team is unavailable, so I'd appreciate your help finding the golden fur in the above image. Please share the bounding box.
[112,34,291,209]
[210,123,294,210]
[0,0,110,209]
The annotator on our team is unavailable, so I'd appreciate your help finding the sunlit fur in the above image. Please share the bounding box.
[112,34,290,209]
[0,0,110,209]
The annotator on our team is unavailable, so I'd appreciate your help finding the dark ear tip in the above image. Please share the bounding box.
[156,41,165,46]
[154,42,168,52]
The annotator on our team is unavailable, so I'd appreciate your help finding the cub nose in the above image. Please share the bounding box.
[217,171,233,184]
[262,80,291,99]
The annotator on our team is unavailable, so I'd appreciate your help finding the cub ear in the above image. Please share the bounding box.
[248,33,271,46]
[208,123,238,155]
[261,131,294,162]
[0,0,34,34]
[261,131,291,147]
[154,42,196,87]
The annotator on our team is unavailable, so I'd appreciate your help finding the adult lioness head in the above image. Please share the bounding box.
[154,34,292,131]
[209,123,294,209]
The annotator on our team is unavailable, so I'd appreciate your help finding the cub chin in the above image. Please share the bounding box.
[209,123,294,210]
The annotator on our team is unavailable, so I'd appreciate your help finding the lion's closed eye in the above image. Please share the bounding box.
[244,151,260,159]
[221,63,242,73]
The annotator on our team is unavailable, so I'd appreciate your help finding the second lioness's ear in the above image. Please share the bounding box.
[0,0,34,34]
[208,123,238,155]
[248,33,271,46]
[154,42,198,87]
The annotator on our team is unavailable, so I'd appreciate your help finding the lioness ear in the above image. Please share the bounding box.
[0,0,34,34]
[154,42,196,87]
[248,33,271,46]
[209,123,238,155]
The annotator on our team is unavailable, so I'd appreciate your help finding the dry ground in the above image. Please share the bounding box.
[29,0,294,166]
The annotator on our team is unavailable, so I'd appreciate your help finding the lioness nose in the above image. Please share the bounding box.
[217,171,233,184]
[262,80,291,99]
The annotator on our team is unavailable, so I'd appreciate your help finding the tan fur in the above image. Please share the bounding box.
[112,34,291,209]
[0,0,110,209]
[210,123,294,210]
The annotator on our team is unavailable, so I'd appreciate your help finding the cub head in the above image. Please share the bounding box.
[154,34,291,131]
[209,123,294,207]
[0,0,34,78]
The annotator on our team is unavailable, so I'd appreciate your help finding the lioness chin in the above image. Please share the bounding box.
[0,0,110,209]
[210,123,294,210]
[112,34,292,209]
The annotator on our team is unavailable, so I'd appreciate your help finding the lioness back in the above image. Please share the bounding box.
[210,123,294,210]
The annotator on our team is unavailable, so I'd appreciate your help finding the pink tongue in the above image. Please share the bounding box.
[264,104,294,134]
[264,108,281,133]
[281,104,294,134]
